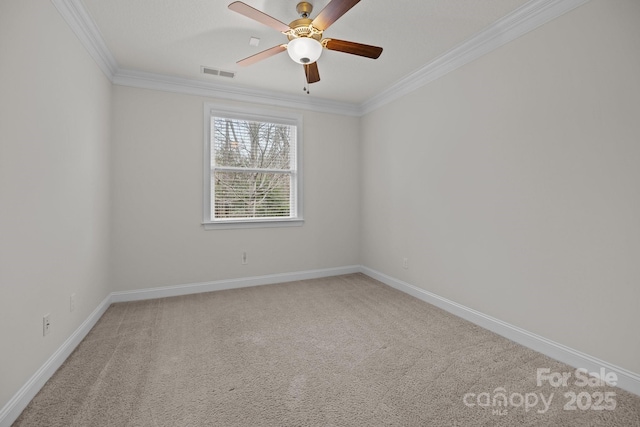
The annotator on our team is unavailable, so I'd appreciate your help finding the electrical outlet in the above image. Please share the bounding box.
[402,258,408,269]
[241,251,248,265]
[43,314,51,336]
[70,293,76,312]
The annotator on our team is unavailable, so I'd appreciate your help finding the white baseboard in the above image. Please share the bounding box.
[0,294,112,427]
[0,265,359,426]
[110,265,361,303]
[4,264,638,427]
[361,266,640,397]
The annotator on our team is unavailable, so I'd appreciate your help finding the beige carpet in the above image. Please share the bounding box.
[14,274,640,426]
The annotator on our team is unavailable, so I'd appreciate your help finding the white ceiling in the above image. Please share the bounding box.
[80,0,532,105]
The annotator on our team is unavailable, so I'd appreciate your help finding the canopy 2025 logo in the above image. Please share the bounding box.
[462,367,618,416]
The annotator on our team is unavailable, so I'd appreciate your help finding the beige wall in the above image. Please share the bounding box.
[0,1,112,408]
[110,86,361,292]
[2,0,639,416]
[361,0,640,374]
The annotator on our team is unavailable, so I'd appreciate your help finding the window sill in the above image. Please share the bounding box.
[202,218,304,230]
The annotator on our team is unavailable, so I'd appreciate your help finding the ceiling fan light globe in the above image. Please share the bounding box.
[287,37,323,65]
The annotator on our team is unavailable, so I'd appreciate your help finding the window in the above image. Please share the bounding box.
[203,103,303,229]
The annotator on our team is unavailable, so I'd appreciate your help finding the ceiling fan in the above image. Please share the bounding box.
[228,0,383,92]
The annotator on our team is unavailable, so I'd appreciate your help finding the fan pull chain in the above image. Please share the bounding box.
[303,75,310,95]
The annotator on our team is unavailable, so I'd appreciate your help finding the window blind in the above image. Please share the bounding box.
[211,117,297,220]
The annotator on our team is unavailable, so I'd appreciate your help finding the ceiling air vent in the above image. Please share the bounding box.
[201,66,235,79]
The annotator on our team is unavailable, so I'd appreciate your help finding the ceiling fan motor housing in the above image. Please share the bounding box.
[287,2,322,41]
[287,18,322,41]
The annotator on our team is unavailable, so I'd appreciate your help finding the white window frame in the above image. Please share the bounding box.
[202,102,304,230]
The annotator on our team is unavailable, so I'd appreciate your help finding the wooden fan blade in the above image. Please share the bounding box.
[228,1,290,33]
[312,0,360,31]
[324,39,383,59]
[237,45,287,66]
[304,62,320,84]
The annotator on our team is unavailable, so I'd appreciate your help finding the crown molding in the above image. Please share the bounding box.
[51,0,118,79]
[360,0,591,114]
[52,0,590,117]
[113,69,362,117]
[49,1,360,116]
